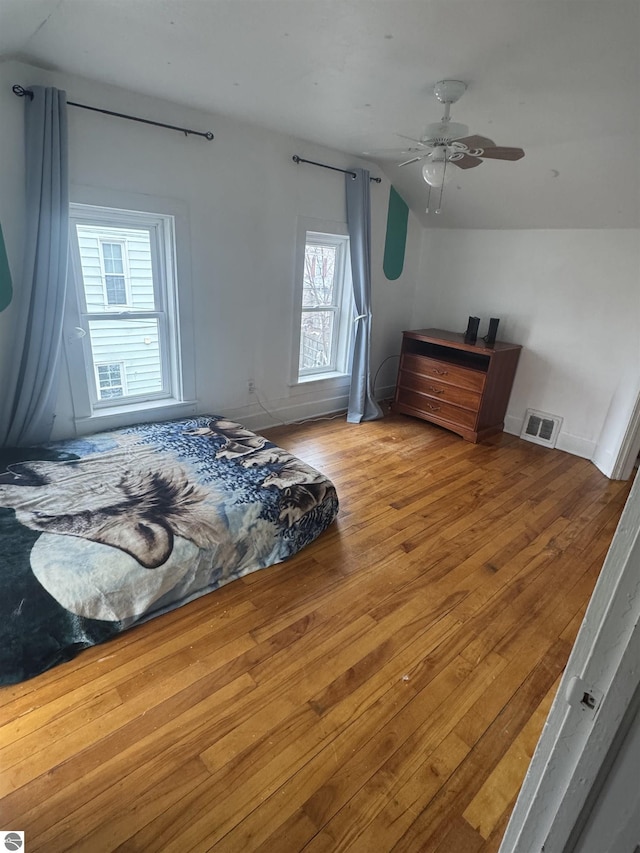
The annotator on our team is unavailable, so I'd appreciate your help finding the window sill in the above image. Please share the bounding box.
[295,371,351,385]
[74,398,199,434]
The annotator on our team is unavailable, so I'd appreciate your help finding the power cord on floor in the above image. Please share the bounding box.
[372,354,400,399]
[251,353,400,428]
[252,387,346,428]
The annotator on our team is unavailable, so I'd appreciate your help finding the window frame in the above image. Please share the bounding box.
[65,203,185,420]
[292,220,353,385]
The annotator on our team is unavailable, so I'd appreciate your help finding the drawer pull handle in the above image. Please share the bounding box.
[432,368,448,375]
[426,387,444,395]
[426,404,441,411]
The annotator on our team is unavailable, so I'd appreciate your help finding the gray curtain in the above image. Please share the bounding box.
[345,168,383,423]
[2,86,69,447]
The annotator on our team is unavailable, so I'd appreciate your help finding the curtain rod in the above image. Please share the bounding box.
[292,155,381,183]
[12,84,214,140]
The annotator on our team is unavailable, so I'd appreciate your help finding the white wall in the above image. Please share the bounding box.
[415,228,640,461]
[592,371,640,479]
[0,59,421,439]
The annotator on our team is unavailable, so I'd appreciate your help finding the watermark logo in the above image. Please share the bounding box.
[2,832,24,851]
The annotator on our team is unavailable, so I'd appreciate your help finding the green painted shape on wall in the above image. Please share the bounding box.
[0,224,13,312]
[383,186,409,281]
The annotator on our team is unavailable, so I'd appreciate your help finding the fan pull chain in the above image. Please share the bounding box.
[435,158,448,214]
[426,181,445,214]
[425,152,453,214]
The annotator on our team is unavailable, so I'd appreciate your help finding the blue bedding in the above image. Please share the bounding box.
[0,416,338,684]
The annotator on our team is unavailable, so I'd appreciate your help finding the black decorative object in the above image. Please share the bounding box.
[485,317,500,347]
[464,316,480,344]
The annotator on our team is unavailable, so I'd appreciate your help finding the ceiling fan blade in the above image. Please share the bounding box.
[478,146,525,161]
[398,155,425,167]
[363,147,422,158]
[452,154,484,170]
[455,134,496,149]
[396,133,430,145]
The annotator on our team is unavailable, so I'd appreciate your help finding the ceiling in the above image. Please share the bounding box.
[1,0,639,229]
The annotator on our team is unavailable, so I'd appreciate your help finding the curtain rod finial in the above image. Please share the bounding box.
[12,84,34,100]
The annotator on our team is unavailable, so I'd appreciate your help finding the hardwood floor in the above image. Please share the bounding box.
[0,412,633,852]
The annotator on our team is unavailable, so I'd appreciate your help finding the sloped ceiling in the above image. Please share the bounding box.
[1,0,639,229]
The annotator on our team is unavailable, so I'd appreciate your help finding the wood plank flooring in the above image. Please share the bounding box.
[0,412,633,852]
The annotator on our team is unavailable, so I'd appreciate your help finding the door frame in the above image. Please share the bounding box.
[610,390,640,480]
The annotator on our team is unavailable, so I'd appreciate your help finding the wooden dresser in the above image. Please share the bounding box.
[392,328,522,443]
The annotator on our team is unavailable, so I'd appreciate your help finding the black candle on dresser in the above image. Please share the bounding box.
[485,318,500,347]
[464,316,480,344]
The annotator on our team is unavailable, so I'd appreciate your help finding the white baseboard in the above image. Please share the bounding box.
[223,382,398,433]
[504,414,524,437]
[591,447,615,479]
[505,414,596,460]
[375,383,396,403]
[556,432,596,460]
[225,391,350,432]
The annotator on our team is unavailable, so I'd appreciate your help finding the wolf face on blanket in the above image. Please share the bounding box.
[0,448,226,569]
[0,418,333,569]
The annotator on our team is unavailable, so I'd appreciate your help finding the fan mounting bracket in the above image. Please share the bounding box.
[433,80,467,105]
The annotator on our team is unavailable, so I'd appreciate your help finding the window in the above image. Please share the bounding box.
[296,229,352,381]
[66,204,184,417]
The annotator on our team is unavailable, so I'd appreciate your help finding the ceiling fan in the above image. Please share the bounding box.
[368,80,525,213]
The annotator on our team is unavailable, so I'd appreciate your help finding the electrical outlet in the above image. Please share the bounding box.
[248,379,255,394]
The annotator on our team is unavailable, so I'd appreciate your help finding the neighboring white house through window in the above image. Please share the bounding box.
[95,362,126,399]
[100,241,128,306]
[296,228,352,381]
[66,204,183,418]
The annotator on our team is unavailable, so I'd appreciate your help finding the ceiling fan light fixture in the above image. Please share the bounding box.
[422,149,453,188]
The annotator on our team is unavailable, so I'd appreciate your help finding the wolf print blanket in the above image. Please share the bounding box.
[0,416,338,684]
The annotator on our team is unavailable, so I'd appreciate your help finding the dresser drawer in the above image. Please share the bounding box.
[397,370,481,412]
[395,388,478,430]
[401,353,485,393]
